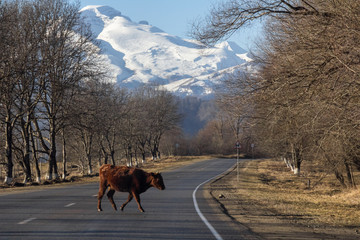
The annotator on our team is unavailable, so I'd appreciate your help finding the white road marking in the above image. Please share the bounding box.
[64,203,76,207]
[192,168,231,240]
[18,217,36,225]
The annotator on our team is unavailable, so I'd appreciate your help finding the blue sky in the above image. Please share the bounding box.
[77,0,263,51]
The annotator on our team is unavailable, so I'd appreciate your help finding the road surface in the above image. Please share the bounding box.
[0,158,258,240]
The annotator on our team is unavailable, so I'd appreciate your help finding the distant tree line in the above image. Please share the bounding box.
[192,0,360,188]
[0,0,181,184]
[161,96,248,157]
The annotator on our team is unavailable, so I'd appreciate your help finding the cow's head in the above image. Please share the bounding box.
[150,172,165,190]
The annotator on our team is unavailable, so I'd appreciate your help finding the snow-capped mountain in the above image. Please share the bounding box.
[80,5,253,98]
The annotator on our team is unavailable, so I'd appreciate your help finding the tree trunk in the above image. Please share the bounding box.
[83,134,93,175]
[127,145,133,167]
[22,152,32,184]
[53,150,59,179]
[33,152,41,183]
[20,117,32,183]
[291,146,302,176]
[293,160,301,176]
[110,150,115,165]
[98,152,103,169]
[62,131,67,180]
[30,127,41,183]
[87,154,92,175]
[138,141,146,163]
[104,154,108,165]
[142,152,146,164]
[134,151,139,167]
[100,147,107,165]
[294,149,301,176]
[344,161,355,188]
[44,117,59,180]
[151,149,156,161]
[47,150,55,180]
[4,120,13,184]
[47,132,58,180]
[334,170,346,188]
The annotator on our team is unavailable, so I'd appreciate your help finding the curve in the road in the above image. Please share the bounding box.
[193,175,224,240]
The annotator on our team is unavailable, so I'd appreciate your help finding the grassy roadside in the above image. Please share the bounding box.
[0,155,212,193]
[239,159,360,228]
[211,158,360,239]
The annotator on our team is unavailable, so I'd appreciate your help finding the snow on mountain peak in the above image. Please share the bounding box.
[80,5,253,98]
[80,5,123,20]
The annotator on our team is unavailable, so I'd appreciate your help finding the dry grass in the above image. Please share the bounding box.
[139,155,212,172]
[234,159,360,228]
[0,155,212,193]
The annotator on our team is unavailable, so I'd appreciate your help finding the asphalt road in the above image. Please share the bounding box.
[0,158,257,240]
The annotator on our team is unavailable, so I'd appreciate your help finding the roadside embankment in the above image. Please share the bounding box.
[210,159,360,240]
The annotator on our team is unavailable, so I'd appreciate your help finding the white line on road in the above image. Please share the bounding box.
[64,203,76,207]
[193,168,231,240]
[18,217,36,225]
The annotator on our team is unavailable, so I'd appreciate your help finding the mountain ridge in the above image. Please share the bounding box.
[80,5,253,98]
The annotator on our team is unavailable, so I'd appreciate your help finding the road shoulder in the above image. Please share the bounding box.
[206,159,358,240]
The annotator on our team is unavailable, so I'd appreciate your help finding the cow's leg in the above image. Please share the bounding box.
[107,189,117,211]
[133,192,145,212]
[97,182,107,212]
[120,193,133,211]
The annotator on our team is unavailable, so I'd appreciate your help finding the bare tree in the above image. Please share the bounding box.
[69,80,127,174]
[196,0,360,185]
[0,1,19,184]
[98,85,128,166]
[32,0,103,180]
[124,87,182,164]
[12,1,48,183]
[191,0,327,46]
[0,1,42,183]
[145,88,182,160]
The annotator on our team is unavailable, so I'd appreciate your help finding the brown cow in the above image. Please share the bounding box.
[97,164,165,212]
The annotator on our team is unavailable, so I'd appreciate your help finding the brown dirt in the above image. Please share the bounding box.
[209,159,360,240]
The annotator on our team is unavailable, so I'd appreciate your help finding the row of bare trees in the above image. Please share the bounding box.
[0,0,102,183]
[0,0,181,184]
[62,83,180,178]
[193,0,360,188]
